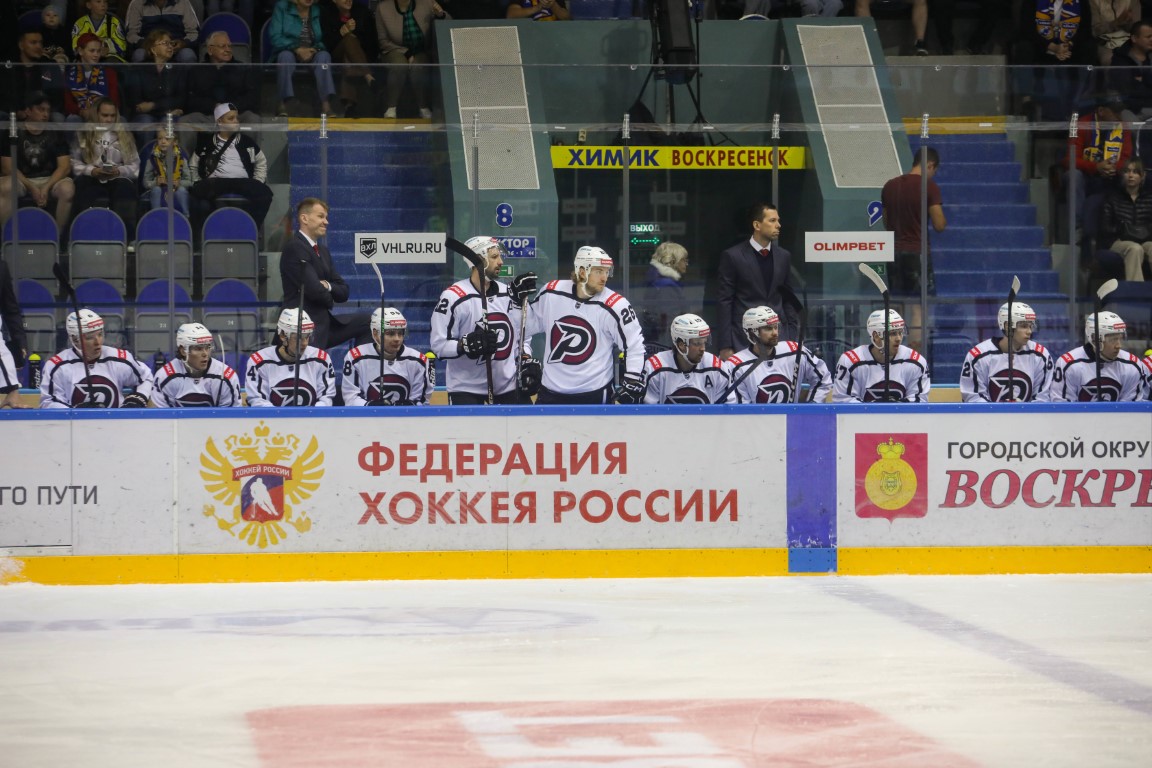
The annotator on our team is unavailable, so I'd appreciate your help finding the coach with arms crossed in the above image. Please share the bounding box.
[716,202,800,359]
[279,197,371,350]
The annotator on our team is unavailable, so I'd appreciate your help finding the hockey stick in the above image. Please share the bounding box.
[1005,275,1020,402]
[783,283,808,403]
[720,356,761,403]
[52,262,95,406]
[1093,278,1119,402]
[516,288,529,404]
[452,238,495,404]
[369,262,386,404]
[858,263,892,402]
[291,258,306,407]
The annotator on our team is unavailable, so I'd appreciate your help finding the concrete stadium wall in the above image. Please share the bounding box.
[0,404,1148,585]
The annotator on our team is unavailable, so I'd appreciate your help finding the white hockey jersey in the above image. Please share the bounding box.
[39,346,154,408]
[245,345,335,407]
[341,342,431,406]
[642,350,734,404]
[0,317,17,394]
[526,279,645,394]
[832,344,932,403]
[152,358,242,407]
[959,338,1054,402]
[1050,344,1148,402]
[725,342,833,404]
[429,278,526,397]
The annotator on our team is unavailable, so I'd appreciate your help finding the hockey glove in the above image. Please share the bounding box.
[366,398,393,406]
[518,356,542,397]
[461,327,498,359]
[121,392,149,408]
[508,272,538,307]
[614,373,645,404]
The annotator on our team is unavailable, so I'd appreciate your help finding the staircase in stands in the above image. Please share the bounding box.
[910,131,1071,385]
[285,128,451,353]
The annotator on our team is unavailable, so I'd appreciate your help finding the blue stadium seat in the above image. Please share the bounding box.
[202,279,263,357]
[201,12,252,62]
[75,279,128,349]
[134,280,194,360]
[135,208,194,297]
[16,279,60,357]
[69,209,128,295]
[3,208,59,294]
[202,207,259,293]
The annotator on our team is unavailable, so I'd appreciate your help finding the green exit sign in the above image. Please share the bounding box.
[498,265,514,277]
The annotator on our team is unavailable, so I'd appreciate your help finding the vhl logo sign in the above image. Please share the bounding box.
[358,238,378,260]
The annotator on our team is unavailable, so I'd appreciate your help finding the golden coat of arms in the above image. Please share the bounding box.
[863,437,918,511]
[200,421,324,548]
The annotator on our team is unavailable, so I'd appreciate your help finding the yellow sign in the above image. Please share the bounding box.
[551,145,807,171]
[200,421,324,549]
[863,437,918,512]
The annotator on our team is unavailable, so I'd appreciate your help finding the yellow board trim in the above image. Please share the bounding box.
[0,548,790,586]
[900,116,1007,135]
[838,546,1152,575]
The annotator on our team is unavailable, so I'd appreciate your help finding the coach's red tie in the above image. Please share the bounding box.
[760,248,770,258]
[313,244,320,257]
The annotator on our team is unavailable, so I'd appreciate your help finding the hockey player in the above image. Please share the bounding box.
[342,307,432,406]
[429,235,537,405]
[151,323,242,407]
[526,246,646,404]
[642,314,734,404]
[1051,311,1147,401]
[959,302,1053,402]
[40,309,153,408]
[245,308,336,407]
[832,309,931,403]
[725,306,832,404]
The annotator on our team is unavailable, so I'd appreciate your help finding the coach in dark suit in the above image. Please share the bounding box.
[715,202,800,358]
[279,197,371,350]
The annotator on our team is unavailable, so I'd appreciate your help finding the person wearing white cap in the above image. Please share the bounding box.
[188,102,272,234]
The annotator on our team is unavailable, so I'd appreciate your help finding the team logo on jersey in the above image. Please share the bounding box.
[369,373,413,404]
[358,238,378,260]
[200,421,324,548]
[549,316,596,365]
[71,374,120,407]
[174,391,218,407]
[486,312,515,362]
[854,434,928,521]
[862,381,907,402]
[988,370,1034,402]
[754,373,794,404]
[270,380,319,407]
[664,386,709,405]
[1076,376,1123,402]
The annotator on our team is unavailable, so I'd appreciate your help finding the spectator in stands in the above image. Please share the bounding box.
[1099,158,1152,281]
[279,197,372,350]
[0,92,76,236]
[64,33,123,123]
[1107,20,1152,121]
[6,30,66,122]
[142,128,192,215]
[183,30,260,130]
[376,0,448,119]
[269,0,338,117]
[205,0,256,29]
[1070,92,1133,236]
[40,4,73,63]
[931,0,1000,55]
[881,145,945,348]
[642,241,691,345]
[855,0,929,55]
[125,0,200,62]
[1013,0,1095,119]
[125,28,189,146]
[1090,0,1139,64]
[506,0,569,20]
[321,0,380,118]
[71,0,129,61]
[742,1,843,18]
[188,103,274,234]
[71,97,140,236]
[0,259,29,410]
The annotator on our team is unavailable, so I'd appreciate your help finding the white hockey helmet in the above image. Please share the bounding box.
[176,322,214,352]
[866,309,905,337]
[66,309,104,345]
[277,308,314,338]
[671,313,711,345]
[372,306,407,335]
[1085,311,1126,343]
[742,306,779,332]
[998,301,1037,331]
[463,235,506,269]
[574,245,614,277]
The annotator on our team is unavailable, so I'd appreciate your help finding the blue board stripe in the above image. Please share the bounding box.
[787,411,837,572]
